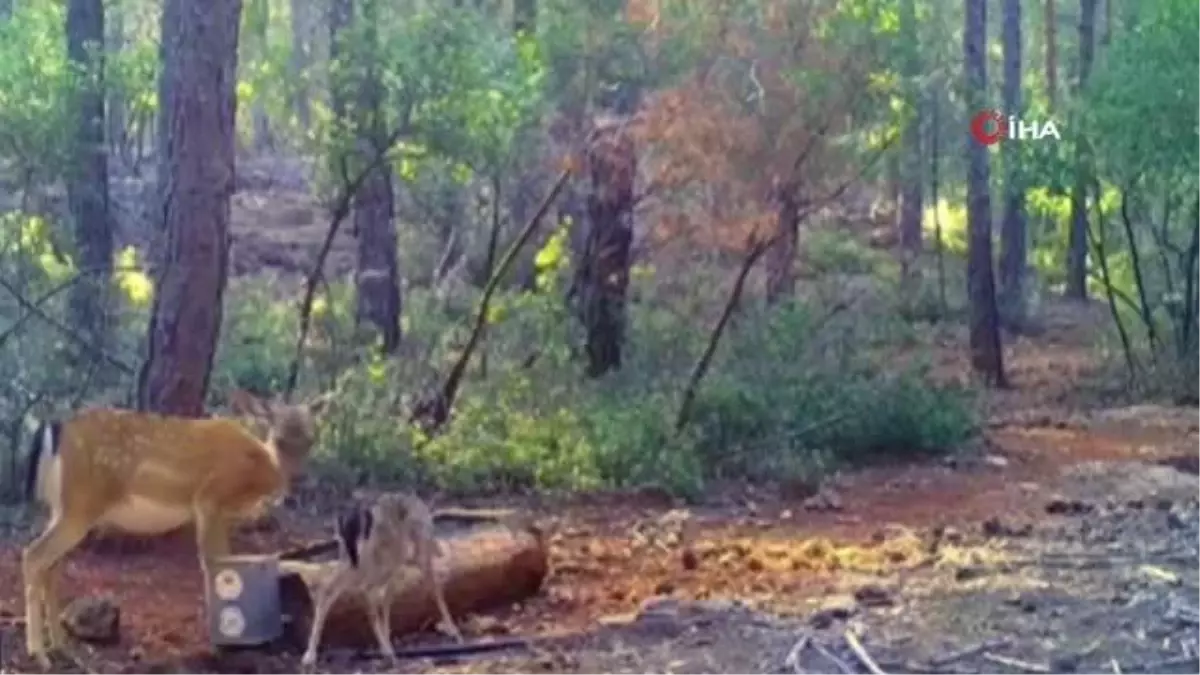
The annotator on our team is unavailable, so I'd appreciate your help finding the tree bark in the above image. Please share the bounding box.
[138,0,242,416]
[352,0,401,353]
[513,0,536,35]
[247,0,273,152]
[289,0,313,130]
[1044,0,1057,112]
[963,0,1007,387]
[1065,0,1096,300]
[66,0,113,349]
[576,124,635,378]
[765,178,799,304]
[896,0,923,266]
[105,0,127,165]
[999,0,1028,326]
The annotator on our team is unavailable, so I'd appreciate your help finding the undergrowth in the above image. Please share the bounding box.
[0,222,981,501]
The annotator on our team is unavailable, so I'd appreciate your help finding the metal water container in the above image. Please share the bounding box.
[205,554,282,647]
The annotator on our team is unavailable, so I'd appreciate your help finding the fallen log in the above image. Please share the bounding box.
[277,521,548,648]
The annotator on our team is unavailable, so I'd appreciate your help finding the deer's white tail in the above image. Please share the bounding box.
[24,419,61,505]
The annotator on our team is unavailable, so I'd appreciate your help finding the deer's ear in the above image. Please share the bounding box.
[229,389,271,419]
[306,392,334,417]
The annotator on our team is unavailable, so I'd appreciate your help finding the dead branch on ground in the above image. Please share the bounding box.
[843,629,886,675]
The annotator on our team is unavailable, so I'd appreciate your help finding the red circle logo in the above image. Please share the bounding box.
[970,110,1007,145]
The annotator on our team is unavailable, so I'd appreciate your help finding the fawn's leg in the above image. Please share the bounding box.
[192,504,231,583]
[367,590,397,663]
[300,570,351,667]
[420,538,462,642]
[22,516,89,667]
[45,558,69,648]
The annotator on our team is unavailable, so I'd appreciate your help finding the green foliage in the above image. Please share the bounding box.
[1086,0,1199,186]
[0,3,73,182]
[298,273,975,499]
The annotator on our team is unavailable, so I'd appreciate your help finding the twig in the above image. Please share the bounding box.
[843,629,886,675]
[1128,655,1199,674]
[283,117,413,399]
[812,640,855,674]
[412,168,572,436]
[674,232,776,433]
[783,632,812,674]
[981,651,1051,673]
[929,638,1013,667]
[0,274,133,373]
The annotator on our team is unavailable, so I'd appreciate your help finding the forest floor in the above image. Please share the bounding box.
[1,310,1196,674]
[1,180,1198,673]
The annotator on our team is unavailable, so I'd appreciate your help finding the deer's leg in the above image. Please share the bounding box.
[45,558,69,648]
[22,516,89,666]
[419,538,462,642]
[193,503,231,585]
[367,590,397,663]
[300,570,351,668]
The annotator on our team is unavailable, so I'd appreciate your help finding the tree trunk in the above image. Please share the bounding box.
[576,124,635,378]
[66,0,113,350]
[765,178,799,304]
[138,0,242,417]
[332,0,401,353]
[896,0,923,272]
[246,0,272,152]
[1044,0,1057,112]
[1065,0,1096,301]
[513,0,536,34]
[964,0,1007,387]
[1100,0,1112,46]
[289,0,313,130]
[105,0,127,166]
[999,0,1028,325]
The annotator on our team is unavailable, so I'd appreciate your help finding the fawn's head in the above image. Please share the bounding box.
[229,389,332,475]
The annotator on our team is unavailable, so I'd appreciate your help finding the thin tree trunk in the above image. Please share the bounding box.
[66,0,112,351]
[897,0,924,270]
[513,0,536,34]
[765,178,799,304]
[290,0,313,130]
[1044,0,1057,112]
[138,0,242,416]
[576,124,635,377]
[247,0,272,151]
[999,0,1028,326]
[106,0,127,166]
[964,0,1007,387]
[1065,0,1096,300]
[931,89,946,313]
[333,0,403,353]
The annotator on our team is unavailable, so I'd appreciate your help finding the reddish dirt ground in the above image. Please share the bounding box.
[0,296,1195,672]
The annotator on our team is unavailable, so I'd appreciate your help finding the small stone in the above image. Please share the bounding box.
[681,548,699,571]
[983,454,1009,468]
[1050,653,1080,672]
[654,580,676,596]
[853,584,895,608]
[955,565,988,582]
[982,517,1004,537]
[747,557,765,572]
[1045,497,1094,516]
[62,595,120,645]
[1167,510,1190,530]
[809,598,856,629]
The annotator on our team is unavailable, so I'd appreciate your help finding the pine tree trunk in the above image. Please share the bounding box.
[999,0,1029,325]
[138,0,242,416]
[1065,0,1096,300]
[1044,0,1057,112]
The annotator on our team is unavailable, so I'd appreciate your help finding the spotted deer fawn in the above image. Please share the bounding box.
[21,390,330,668]
[300,491,463,667]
